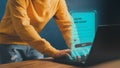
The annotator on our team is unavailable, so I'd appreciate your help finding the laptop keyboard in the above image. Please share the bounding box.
[71,45,92,63]
[53,45,92,64]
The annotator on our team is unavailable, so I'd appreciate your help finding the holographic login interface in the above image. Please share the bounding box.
[71,11,96,60]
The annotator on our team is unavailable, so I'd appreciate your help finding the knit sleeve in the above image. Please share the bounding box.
[8,0,59,57]
[54,0,72,48]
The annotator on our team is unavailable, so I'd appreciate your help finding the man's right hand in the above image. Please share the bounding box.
[52,49,82,63]
[53,49,70,58]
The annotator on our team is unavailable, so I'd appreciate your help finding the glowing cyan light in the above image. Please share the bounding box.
[71,11,96,61]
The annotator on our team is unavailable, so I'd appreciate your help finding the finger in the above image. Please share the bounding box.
[66,53,73,60]
[77,56,81,62]
[64,49,71,53]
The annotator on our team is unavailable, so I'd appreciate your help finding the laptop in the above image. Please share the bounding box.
[53,24,120,66]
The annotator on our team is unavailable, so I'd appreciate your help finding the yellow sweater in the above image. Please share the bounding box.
[0,0,72,57]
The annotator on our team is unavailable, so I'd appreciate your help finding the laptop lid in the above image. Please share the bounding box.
[85,24,120,66]
[53,24,120,66]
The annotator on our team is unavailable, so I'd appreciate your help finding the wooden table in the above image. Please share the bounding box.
[0,58,120,68]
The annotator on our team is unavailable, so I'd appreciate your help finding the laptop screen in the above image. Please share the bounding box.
[70,11,96,63]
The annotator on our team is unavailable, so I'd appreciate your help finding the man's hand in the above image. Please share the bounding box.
[52,49,82,63]
[53,49,70,58]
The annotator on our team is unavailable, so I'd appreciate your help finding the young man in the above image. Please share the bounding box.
[0,0,72,64]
